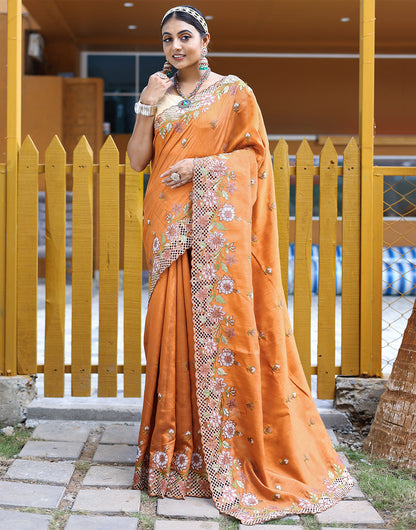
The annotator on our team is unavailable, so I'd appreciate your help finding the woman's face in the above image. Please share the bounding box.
[161,17,209,71]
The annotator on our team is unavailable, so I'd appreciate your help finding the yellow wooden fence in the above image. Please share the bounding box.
[2,134,368,399]
[15,135,144,398]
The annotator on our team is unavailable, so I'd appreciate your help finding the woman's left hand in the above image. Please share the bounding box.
[160,158,194,189]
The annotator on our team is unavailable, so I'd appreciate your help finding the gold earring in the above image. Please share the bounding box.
[199,47,209,71]
[162,60,174,78]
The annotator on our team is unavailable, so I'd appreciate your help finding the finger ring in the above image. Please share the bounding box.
[171,172,181,182]
[157,72,168,79]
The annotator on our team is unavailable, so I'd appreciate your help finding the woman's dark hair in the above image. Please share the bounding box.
[161,5,208,36]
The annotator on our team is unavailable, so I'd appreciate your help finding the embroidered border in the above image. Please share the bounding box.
[191,156,354,524]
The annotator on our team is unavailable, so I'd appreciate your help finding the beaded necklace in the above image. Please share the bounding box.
[174,68,211,109]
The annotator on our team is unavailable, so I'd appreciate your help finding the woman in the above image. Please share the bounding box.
[128,5,353,525]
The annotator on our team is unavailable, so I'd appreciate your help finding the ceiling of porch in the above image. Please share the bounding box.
[22,0,416,53]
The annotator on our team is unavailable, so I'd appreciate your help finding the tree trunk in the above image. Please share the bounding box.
[363,298,416,468]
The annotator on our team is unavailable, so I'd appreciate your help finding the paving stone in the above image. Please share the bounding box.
[100,424,139,445]
[93,444,136,464]
[315,500,385,525]
[32,422,91,442]
[83,465,134,487]
[72,488,141,513]
[65,514,138,529]
[6,459,75,484]
[345,479,366,499]
[0,508,51,529]
[157,496,220,518]
[154,521,220,530]
[337,452,352,468]
[326,428,339,446]
[0,481,65,509]
[280,515,301,522]
[18,440,84,460]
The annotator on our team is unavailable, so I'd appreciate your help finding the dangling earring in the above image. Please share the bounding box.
[162,60,174,78]
[199,46,209,71]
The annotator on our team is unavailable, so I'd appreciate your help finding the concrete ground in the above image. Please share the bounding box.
[0,420,387,530]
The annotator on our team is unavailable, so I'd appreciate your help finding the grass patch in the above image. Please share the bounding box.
[48,509,70,530]
[0,425,32,459]
[74,460,91,472]
[135,512,156,530]
[220,517,239,530]
[343,449,416,530]
[134,491,157,530]
[301,514,320,529]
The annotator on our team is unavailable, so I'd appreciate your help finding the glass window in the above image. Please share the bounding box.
[104,95,136,135]
[139,55,165,91]
[86,53,166,133]
[88,55,135,93]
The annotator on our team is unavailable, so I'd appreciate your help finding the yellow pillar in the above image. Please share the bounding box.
[4,0,22,375]
[359,0,381,375]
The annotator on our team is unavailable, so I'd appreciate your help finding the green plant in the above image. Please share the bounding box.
[343,449,416,530]
[301,514,320,529]
[0,425,32,459]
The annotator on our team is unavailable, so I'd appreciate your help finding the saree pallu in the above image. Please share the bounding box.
[133,75,353,525]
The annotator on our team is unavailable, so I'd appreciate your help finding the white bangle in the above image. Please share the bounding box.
[134,101,157,116]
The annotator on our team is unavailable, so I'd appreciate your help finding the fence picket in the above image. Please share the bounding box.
[9,134,373,398]
[98,136,119,397]
[317,138,338,398]
[373,169,383,376]
[273,138,290,301]
[123,156,144,397]
[17,136,38,374]
[294,139,314,386]
[341,138,361,375]
[44,136,67,397]
[71,136,93,396]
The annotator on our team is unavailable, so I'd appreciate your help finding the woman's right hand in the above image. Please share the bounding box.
[140,72,172,106]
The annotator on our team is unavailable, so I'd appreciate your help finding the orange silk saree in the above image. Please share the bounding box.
[133,75,353,525]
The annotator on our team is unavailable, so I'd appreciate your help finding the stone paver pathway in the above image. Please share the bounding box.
[0,421,389,529]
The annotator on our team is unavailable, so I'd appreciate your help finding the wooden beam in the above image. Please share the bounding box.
[4,0,22,376]
[359,0,381,376]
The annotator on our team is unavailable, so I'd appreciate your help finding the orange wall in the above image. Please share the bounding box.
[22,76,63,155]
[210,56,416,138]
[44,39,80,76]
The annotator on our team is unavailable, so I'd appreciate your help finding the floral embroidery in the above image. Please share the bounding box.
[153,451,168,470]
[222,420,236,439]
[175,453,189,472]
[218,348,235,367]
[217,276,234,295]
[272,363,281,373]
[241,492,258,506]
[149,200,192,296]
[191,453,204,470]
[154,75,247,139]
[218,203,235,222]
[222,485,238,503]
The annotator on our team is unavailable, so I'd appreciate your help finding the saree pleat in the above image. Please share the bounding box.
[136,251,211,498]
[133,75,353,525]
